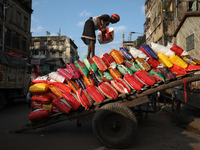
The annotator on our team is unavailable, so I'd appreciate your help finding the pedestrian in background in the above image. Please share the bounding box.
[26,65,40,108]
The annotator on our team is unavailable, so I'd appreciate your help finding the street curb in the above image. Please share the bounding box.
[161,106,200,134]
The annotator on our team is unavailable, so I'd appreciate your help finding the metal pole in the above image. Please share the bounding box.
[176,0,178,18]
[2,2,6,52]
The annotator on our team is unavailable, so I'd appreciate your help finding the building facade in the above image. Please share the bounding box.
[144,0,199,46]
[174,11,200,59]
[30,36,79,64]
[0,0,33,58]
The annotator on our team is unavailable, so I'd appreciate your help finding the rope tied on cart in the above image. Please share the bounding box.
[182,78,187,102]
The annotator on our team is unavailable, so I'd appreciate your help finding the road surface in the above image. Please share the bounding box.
[0,99,200,150]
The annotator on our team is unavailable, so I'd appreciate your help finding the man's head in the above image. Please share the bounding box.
[110,14,120,23]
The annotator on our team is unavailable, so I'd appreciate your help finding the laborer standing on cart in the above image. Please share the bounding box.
[81,14,120,58]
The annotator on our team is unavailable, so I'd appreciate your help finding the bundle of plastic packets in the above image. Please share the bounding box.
[28,43,200,121]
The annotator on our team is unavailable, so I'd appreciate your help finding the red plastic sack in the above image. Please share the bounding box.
[52,98,71,114]
[170,65,187,76]
[86,85,105,103]
[98,82,118,99]
[184,64,200,72]
[111,78,131,94]
[63,92,81,110]
[147,58,161,68]
[28,109,50,121]
[49,82,72,93]
[123,74,144,91]
[76,88,93,110]
[31,94,52,104]
[170,44,186,56]
[31,101,60,113]
[101,53,117,69]
[135,70,156,86]
[92,56,108,71]
[43,91,58,100]
[97,27,114,44]
[31,101,42,110]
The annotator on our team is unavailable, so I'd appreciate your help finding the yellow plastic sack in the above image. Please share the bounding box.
[169,54,188,69]
[135,57,151,71]
[29,83,49,93]
[158,53,173,68]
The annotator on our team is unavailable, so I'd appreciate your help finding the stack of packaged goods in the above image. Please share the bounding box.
[28,43,200,121]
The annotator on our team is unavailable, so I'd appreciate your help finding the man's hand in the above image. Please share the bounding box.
[101,27,107,34]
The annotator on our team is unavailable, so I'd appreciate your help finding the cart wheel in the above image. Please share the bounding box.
[0,93,6,110]
[92,103,138,148]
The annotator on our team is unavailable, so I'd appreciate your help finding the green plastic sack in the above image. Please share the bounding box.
[74,60,89,77]
[98,70,113,82]
[83,55,98,73]
[117,64,133,76]
[149,69,165,82]
[124,60,141,72]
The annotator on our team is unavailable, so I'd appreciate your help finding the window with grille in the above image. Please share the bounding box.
[186,34,195,51]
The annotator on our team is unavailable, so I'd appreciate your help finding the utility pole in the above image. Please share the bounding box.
[46,31,50,58]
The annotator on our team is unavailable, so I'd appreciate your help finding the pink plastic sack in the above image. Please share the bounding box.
[66,63,81,79]
[57,68,73,80]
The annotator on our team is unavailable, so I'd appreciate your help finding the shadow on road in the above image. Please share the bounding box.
[1,100,200,150]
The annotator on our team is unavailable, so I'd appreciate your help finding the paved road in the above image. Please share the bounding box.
[1,99,200,150]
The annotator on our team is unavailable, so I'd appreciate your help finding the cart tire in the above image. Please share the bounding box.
[92,103,138,148]
[0,93,6,110]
